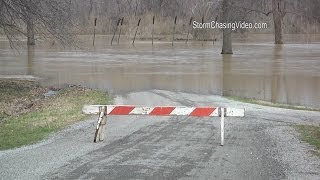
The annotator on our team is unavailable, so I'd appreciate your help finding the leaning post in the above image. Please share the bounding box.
[186,17,193,44]
[94,106,106,142]
[111,18,121,46]
[172,16,177,46]
[152,16,155,46]
[132,18,141,45]
[201,16,204,46]
[117,17,124,45]
[93,18,97,46]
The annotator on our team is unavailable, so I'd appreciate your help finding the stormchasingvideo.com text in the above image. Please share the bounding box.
[193,21,268,31]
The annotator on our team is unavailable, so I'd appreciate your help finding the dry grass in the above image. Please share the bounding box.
[0,80,110,150]
[295,125,320,157]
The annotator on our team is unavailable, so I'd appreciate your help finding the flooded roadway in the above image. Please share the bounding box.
[0,36,319,108]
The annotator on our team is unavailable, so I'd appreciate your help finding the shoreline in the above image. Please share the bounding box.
[226,96,320,112]
[1,76,318,112]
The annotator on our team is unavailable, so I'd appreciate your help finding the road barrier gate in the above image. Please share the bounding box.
[83,105,245,146]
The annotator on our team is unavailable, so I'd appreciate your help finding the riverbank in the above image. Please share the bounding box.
[0,80,111,150]
[226,96,320,112]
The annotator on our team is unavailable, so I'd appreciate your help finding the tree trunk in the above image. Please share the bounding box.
[27,18,35,46]
[221,0,233,54]
[272,0,285,44]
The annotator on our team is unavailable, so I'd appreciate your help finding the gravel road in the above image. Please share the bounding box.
[0,90,319,179]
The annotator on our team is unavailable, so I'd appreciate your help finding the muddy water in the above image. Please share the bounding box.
[0,37,319,108]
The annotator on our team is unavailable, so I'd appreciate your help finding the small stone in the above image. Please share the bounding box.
[43,90,58,97]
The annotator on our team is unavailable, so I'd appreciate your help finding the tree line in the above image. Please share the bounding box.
[1,0,319,53]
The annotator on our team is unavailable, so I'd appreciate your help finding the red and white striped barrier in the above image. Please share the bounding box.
[83,105,244,117]
[83,105,245,145]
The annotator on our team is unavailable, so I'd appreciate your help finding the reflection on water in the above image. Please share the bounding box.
[271,45,282,104]
[222,54,232,97]
[0,38,319,108]
[27,45,34,75]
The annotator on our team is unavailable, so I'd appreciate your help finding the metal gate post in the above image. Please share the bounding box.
[220,107,225,146]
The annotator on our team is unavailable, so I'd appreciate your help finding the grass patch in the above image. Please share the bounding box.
[226,96,319,112]
[0,80,111,150]
[0,80,35,101]
[0,80,38,120]
[295,125,320,156]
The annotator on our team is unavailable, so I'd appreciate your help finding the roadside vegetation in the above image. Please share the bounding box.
[226,96,320,156]
[226,96,319,112]
[295,125,320,157]
[0,80,110,150]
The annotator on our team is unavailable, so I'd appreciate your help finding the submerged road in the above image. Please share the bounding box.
[0,90,319,179]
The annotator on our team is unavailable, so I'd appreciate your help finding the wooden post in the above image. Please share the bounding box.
[98,106,107,141]
[172,16,177,46]
[186,17,193,44]
[152,16,155,46]
[315,19,318,41]
[93,18,97,46]
[132,18,141,45]
[111,18,121,46]
[201,16,204,46]
[220,107,225,146]
[117,17,124,45]
[213,16,218,45]
[94,106,105,142]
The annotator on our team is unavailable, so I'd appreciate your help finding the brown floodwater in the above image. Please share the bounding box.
[0,35,319,108]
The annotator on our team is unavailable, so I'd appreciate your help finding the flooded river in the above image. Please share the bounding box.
[0,35,319,108]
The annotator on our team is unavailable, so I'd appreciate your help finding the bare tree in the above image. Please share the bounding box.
[0,0,75,47]
[2,0,318,47]
[233,0,320,44]
[221,0,233,54]
[272,0,285,44]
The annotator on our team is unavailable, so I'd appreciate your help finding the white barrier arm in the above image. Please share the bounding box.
[83,105,245,117]
[83,105,245,145]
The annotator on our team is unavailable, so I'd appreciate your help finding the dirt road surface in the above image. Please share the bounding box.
[0,90,319,179]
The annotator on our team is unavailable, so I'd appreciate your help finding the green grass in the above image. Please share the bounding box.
[226,96,319,112]
[0,85,111,150]
[295,125,320,156]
